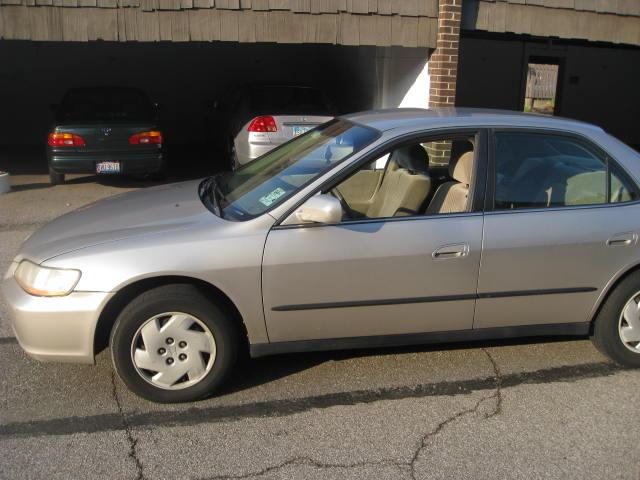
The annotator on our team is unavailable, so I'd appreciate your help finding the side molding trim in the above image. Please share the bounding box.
[249,322,591,358]
[272,287,598,312]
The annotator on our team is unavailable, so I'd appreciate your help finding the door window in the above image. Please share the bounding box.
[494,132,637,210]
[328,136,476,221]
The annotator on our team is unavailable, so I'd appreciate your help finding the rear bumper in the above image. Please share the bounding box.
[236,142,279,166]
[49,151,164,175]
[1,269,111,364]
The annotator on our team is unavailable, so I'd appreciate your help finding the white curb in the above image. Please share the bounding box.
[0,172,10,195]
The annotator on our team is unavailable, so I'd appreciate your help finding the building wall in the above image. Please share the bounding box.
[560,44,640,147]
[456,35,640,147]
[456,36,524,111]
[0,1,439,47]
[375,47,431,109]
[466,0,640,47]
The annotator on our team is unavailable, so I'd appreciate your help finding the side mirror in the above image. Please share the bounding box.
[294,194,342,224]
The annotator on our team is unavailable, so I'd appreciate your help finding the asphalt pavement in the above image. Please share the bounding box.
[1,171,639,480]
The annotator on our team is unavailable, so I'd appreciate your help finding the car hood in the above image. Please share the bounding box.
[17,180,216,264]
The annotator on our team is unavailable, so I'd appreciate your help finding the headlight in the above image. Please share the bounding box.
[14,260,81,297]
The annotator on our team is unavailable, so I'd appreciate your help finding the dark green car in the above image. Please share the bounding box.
[47,87,167,185]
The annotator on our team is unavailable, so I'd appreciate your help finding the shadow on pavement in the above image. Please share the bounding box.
[219,334,588,397]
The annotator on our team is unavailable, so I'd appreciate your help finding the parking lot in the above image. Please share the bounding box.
[1,170,640,480]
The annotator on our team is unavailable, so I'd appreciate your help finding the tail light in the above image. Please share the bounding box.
[247,116,277,133]
[129,131,162,145]
[48,132,86,147]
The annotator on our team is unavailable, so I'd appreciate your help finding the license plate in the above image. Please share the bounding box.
[96,161,121,174]
[292,125,313,137]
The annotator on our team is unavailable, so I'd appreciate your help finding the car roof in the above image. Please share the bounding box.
[342,107,603,135]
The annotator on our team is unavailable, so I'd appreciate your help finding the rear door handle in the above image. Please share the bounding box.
[607,232,638,247]
[433,243,469,259]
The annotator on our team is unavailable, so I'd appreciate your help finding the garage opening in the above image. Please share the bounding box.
[0,40,429,181]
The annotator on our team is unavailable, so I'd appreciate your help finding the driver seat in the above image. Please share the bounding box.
[367,145,431,218]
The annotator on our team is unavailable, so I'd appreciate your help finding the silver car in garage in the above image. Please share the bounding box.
[214,83,335,169]
[3,108,640,403]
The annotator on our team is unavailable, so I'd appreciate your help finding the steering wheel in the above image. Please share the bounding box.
[329,188,359,219]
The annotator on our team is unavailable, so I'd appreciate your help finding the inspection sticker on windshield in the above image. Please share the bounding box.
[259,187,286,206]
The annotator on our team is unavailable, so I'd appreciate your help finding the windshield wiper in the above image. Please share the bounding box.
[208,174,225,219]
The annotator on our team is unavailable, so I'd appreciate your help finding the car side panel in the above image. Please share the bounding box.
[475,203,640,328]
[42,217,274,346]
[262,214,483,342]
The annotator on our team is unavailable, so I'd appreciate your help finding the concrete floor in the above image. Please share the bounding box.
[1,172,639,480]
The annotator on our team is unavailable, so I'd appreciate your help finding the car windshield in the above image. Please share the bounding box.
[58,88,153,122]
[201,119,379,221]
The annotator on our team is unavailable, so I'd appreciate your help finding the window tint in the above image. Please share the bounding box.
[494,132,637,210]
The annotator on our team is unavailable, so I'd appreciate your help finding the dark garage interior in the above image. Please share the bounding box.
[0,40,390,175]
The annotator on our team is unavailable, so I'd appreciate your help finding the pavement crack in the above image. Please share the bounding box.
[407,348,503,479]
[111,372,145,480]
[201,348,506,480]
[200,457,407,480]
[482,348,503,419]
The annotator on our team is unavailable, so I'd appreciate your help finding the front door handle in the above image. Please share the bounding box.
[607,232,638,247]
[433,243,469,259]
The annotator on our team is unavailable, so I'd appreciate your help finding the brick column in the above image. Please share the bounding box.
[428,0,462,108]
[425,0,463,165]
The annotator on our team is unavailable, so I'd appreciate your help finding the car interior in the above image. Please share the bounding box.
[494,133,636,209]
[330,136,476,220]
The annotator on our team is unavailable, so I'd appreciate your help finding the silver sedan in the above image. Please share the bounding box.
[3,108,640,403]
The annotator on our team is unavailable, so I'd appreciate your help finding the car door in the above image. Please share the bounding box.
[475,129,640,330]
[261,131,487,343]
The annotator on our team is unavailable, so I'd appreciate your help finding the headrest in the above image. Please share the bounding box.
[450,151,474,185]
[392,144,429,174]
[325,143,354,162]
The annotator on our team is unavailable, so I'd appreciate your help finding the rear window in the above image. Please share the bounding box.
[58,88,153,122]
[248,86,329,113]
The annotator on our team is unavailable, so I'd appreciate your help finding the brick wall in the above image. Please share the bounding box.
[429,0,462,108]
[425,0,463,165]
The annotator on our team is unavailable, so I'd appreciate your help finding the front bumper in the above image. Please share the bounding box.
[49,151,164,175]
[1,270,112,364]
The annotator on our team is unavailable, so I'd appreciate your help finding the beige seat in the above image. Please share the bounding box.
[427,151,474,214]
[366,145,431,218]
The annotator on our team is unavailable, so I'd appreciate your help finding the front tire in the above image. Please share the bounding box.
[592,272,640,368]
[49,166,65,185]
[110,284,239,403]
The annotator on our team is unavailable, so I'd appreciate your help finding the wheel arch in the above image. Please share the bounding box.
[93,275,248,357]
[589,261,640,333]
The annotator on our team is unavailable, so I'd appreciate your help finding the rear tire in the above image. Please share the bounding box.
[49,167,65,185]
[110,284,239,403]
[592,272,640,368]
